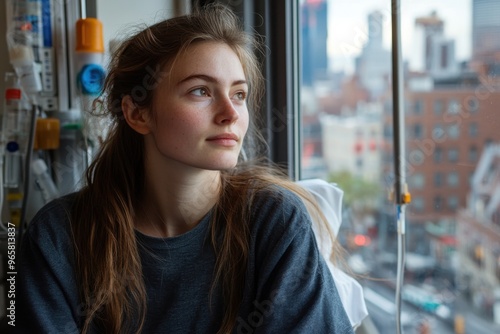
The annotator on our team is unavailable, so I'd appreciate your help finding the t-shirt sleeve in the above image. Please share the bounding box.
[240,189,354,334]
[12,199,81,334]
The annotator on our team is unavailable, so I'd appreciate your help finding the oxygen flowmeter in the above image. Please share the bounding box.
[74,17,106,163]
[75,18,105,98]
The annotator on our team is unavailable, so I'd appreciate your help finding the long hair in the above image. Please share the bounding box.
[71,4,344,333]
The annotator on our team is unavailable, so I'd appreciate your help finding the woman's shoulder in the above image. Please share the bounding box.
[252,184,306,212]
[24,193,77,245]
[249,184,312,237]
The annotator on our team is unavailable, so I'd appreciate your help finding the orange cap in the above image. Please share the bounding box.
[76,18,104,53]
[35,118,60,150]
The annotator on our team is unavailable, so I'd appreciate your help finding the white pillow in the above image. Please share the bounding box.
[297,179,369,329]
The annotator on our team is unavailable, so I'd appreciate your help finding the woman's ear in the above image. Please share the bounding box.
[121,95,152,135]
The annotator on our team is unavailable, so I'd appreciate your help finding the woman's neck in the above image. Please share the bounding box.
[137,164,221,238]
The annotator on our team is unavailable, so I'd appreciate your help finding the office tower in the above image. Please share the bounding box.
[472,0,500,65]
[301,0,328,86]
[356,11,391,98]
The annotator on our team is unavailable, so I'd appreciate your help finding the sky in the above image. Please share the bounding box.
[326,0,472,73]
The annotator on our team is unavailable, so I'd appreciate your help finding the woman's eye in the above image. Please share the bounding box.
[234,91,247,101]
[190,88,208,97]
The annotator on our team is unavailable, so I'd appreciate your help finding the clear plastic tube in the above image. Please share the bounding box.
[4,141,21,188]
[32,158,59,204]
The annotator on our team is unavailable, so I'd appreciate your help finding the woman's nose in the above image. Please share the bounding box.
[215,97,240,124]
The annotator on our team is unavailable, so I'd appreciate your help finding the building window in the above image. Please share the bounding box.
[447,171,459,187]
[469,123,478,137]
[469,146,478,162]
[465,96,479,113]
[448,98,460,114]
[447,196,459,210]
[448,148,459,162]
[447,124,460,139]
[413,100,424,114]
[412,123,423,139]
[412,197,425,212]
[434,147,443,163]
[434,172,444,187]
[434,195,444,211]
[433,99,443,116]
[409,173,425,189]
[432,123,445,141]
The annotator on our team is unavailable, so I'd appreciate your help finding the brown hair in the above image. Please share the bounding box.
[71,4,344,333]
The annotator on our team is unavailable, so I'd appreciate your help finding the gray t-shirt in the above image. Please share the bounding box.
[14,186,354,333]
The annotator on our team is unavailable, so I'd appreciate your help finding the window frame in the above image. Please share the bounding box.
[195,0,301,179]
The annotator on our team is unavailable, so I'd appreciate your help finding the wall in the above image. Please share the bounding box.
[96,0,180,53]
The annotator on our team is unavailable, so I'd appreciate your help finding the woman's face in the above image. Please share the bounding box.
[144,41,249,172]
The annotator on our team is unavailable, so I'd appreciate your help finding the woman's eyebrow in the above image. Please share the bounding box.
[177,74,247,86]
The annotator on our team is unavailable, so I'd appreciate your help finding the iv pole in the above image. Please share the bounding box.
[391,1,411,333]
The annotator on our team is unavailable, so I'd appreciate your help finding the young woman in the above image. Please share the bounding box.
[15,5,355,333]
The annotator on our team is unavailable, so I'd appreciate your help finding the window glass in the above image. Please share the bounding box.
[469,145,478,162]
[448,148,459,162]
[448,98,460,114]
[448,195,459,209]
[412,196,425,212]
[465,96,479,113]
[299,0,500,332]
[433,99,444,116]
[413,99,424,114]
[447,124,460,139]
[434,172,444,187]
[447,171,459,187]
[434,146,443,163]
[409,173,425,189]
[432,123,444,139]
[469,122,478,137]
[412,123,424,139]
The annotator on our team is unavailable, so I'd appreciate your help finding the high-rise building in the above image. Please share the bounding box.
[413,12,458,79]
[414,12,444,73]
[300,0,328,86]
[472,0,500,65]
[356,11,391,99]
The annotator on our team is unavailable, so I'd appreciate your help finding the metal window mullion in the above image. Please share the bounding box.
[254,0,300,179]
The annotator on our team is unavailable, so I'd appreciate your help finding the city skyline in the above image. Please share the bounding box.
[327,0,471,73]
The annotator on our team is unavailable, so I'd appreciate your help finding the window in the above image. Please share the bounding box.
[448,98,460,114]
[413,100,423,114]
[412,123,423,139]
[432,123,446,142]
[448,148,459,162]
[434,172,444,187]
[409,173,425,189]
[434,147,443,163]
[433,99,444,116]
[469,146,478,162]
[297,0,500,331]
[469,122,478,137]
[465,96,479,113]
[447,171,459,187]
[448,196,459,210]
[434,195,444,211]
[412,197,425,212]
[447,124,460,139]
